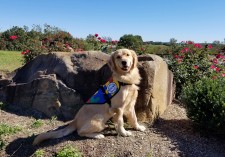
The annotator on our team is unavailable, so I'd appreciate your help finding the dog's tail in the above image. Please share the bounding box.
[33,123,76,145]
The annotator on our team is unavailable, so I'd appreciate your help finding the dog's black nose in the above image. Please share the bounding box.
[122,61,127,66]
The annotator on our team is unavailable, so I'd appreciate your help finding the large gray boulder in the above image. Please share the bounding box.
[0,51,174,123]
[137,55,175,122]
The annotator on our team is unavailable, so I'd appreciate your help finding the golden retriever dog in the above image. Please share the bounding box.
[33,48,146,145]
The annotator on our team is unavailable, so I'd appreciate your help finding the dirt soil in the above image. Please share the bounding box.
[0,102,225,157]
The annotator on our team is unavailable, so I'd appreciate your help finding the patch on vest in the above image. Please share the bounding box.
[86,78,120,104]
[107,82,117,94]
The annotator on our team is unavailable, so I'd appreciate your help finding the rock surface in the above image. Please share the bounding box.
[0,51,174,122]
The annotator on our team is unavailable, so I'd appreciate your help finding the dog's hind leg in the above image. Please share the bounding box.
[77,114,106,139]
[77,124,105,139]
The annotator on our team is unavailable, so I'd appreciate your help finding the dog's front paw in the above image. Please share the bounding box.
[120,130,132,137]
[136,125,146,132]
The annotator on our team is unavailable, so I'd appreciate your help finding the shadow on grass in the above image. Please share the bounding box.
[5,124,85,157]
[153,118,225,157]
[5,124,117,157]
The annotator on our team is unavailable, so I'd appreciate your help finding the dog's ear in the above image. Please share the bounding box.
[130,50,138,70]
[108,52,116,71]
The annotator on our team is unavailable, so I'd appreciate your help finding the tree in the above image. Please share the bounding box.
[43,24,62,35]
[170,38,177,45]
[117,34,143,53]
[213,40,220,45]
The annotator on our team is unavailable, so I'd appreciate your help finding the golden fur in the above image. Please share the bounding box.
[33,49,146,145]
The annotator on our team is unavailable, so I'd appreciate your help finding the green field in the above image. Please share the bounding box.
[0,51,23,73]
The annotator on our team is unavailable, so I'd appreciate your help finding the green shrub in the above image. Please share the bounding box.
[0,26,28,51]
[34,149,45,157]
[181,77,225,133]
[56,146,82,157]
[86,34,117,53]
[0,25,91,64]
[31,119,44,128]
[0,124,22,136]
[167,42,225,98]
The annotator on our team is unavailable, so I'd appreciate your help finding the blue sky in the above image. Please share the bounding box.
[1,0,225,43]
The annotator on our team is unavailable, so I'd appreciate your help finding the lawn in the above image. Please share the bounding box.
[0,50,23,73]
[144,45,169,54]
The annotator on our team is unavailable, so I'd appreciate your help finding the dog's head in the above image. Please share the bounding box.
[108,49,138,74]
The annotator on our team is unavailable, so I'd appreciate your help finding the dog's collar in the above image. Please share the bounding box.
[118,81,133,86]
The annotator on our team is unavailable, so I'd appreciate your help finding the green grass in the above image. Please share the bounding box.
[48,116,58,126]
[0,123,22,136]
[144,45,169,54]
[56,145,82,157]
[34,149,45,157]
[0,123,22,149]
[0,50,24,72]
[31,119,44,128]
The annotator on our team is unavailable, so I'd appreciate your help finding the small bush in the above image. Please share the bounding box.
[86,34,118,53]
[0,124,22,136]
[34,149,45,157]
[181,77,225,133]
[31,119,44,128]
[56,145,82,157]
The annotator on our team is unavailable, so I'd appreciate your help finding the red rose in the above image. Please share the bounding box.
[210,65,216,69]
[193,65,199,69]
[208,44,213,49]
[194,44,202,49]
[187,41,193,44]
[10,35,18,40]
[100,39,106,43]
[215,67,220,72]
[216,54,224,59]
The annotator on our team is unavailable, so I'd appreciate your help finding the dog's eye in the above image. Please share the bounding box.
[127,54,130,56]
[117,56,121,59]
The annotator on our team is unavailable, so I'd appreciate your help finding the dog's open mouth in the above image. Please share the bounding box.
[121,66,129,71]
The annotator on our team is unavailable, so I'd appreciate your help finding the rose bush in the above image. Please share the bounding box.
[0,25,101,63]
[167,41,225,98]
[86,34,118,53]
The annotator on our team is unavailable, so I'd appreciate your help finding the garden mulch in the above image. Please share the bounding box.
[0,101,225,157]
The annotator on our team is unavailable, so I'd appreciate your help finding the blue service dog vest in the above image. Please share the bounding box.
[86,78,131,106]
